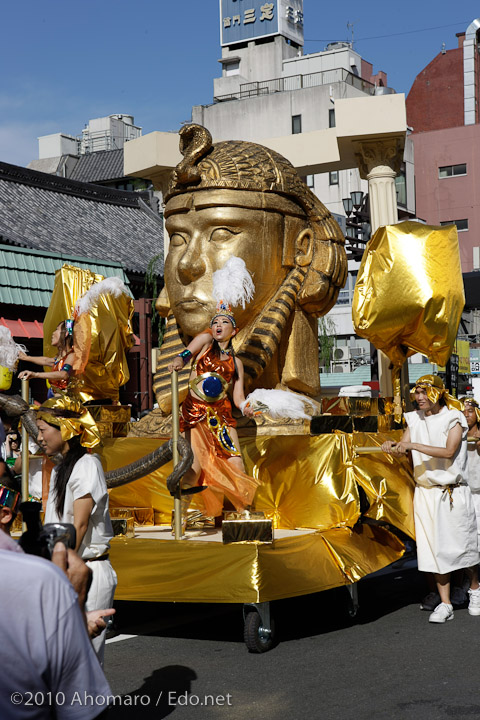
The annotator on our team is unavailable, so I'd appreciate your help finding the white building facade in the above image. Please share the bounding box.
[190,1,414,383]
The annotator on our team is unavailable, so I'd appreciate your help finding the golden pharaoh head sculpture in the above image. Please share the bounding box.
[160,124,347,397]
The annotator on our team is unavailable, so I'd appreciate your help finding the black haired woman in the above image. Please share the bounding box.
[37,396,116,665]
[168,310,257,518]
[18,320,75,396]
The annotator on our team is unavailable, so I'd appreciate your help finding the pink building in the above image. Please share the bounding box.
[406,19,480,272]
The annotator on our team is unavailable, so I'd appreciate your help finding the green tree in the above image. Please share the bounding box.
[318,316,337,369]
[144,254,165,346]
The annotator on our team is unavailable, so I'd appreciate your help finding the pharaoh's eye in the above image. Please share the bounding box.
[169,233,187,247]
[210,228,239,243]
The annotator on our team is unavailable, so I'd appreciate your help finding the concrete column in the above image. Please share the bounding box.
[354,138,404,396]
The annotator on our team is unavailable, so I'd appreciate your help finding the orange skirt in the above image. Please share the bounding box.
[189,420,260,517]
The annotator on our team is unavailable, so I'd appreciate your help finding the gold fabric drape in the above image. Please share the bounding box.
[105,433,414,536]
[43,265,134,402]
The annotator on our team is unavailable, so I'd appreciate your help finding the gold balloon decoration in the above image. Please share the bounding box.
[352,221,464,367]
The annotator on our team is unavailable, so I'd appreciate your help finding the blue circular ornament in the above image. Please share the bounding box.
[203,376,223,398]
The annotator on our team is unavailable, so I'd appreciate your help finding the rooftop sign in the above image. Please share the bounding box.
[220,0,304,47]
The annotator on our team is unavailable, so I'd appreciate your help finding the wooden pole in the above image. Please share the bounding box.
[21,378,30,531]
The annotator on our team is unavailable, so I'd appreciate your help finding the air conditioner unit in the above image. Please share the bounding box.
[332,364,346,373]
[333,347,351,361]
[350,347,367,357]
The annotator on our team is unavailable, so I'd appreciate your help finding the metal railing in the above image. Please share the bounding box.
[214,68,375,103]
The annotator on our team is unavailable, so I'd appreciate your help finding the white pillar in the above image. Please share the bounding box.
[355,139,402,233]
[354,138,404,396]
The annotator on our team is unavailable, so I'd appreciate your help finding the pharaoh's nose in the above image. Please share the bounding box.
[177,235,207,284]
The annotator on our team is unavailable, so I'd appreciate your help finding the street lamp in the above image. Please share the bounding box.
[342,191,370,261]
[342,196,353,216]
[351,190,364,209]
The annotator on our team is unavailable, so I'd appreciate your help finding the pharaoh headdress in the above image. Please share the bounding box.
[152,124,346,412]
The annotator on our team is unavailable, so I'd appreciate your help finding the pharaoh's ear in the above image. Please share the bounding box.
[294,229,313,268]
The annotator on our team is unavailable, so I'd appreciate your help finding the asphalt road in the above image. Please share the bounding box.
[103,559,480,720]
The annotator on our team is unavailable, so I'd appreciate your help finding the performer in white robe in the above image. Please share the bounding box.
[382,375,480,623]
[462,397,480,538]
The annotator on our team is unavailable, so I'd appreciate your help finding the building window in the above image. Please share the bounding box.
[225,61,240,76]
[438,163,467,178]
[329,171,339,186]
[440,219,469,231]
[395,164,406,206]
[305,175,314,188]
[329,108,336,128]
[292,115,302,134]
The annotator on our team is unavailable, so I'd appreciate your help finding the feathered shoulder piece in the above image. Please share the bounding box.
[74,277,130,317]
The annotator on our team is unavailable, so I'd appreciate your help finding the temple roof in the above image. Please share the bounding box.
[0,161,163,275]
[68,149,125,183]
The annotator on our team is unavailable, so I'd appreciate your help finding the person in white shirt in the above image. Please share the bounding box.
[0,478,112,720]
[37,395,117,665]
[382,375,480,624]
[0,545,112,720]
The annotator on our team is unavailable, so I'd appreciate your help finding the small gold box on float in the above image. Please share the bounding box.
[111,517,135,538]
[110,508,135,537]
[222,511,273,544]
[171,509,215,531]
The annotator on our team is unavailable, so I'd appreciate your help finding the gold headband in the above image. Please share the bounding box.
[410,374,462,411]
[36,396,100,449]
[460,397,480,424]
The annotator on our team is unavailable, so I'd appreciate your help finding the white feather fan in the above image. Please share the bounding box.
[244,388,315,420]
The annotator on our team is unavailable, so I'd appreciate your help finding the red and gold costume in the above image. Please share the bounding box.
[180,343,259,516]
[49,354,73,393]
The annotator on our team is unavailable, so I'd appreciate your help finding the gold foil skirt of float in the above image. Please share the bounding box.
[102,422,414,602]
[109,525,404,604]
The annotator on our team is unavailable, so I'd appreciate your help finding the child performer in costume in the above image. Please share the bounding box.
[382,375,480,623]
[168,258,258,518]
[18,320,75,396]
[37,395,117,664]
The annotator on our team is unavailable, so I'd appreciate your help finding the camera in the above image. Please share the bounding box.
[19,501,76,559]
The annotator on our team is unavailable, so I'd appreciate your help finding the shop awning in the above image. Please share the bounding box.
[0,318,44,339]
[0,318,140,346]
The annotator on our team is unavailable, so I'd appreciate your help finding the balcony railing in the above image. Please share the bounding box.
[214,68,375,103]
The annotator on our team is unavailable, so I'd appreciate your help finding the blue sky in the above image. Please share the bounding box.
[1,1,479,167]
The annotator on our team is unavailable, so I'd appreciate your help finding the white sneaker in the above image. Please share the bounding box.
[468,588,480,616]
[428,603,454,623]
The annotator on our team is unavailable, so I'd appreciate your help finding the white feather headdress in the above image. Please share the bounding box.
[212,256,255,310]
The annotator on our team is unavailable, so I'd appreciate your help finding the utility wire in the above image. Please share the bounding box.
[305,20,470,44]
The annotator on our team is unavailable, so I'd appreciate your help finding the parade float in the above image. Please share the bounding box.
[3,125,465,653]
